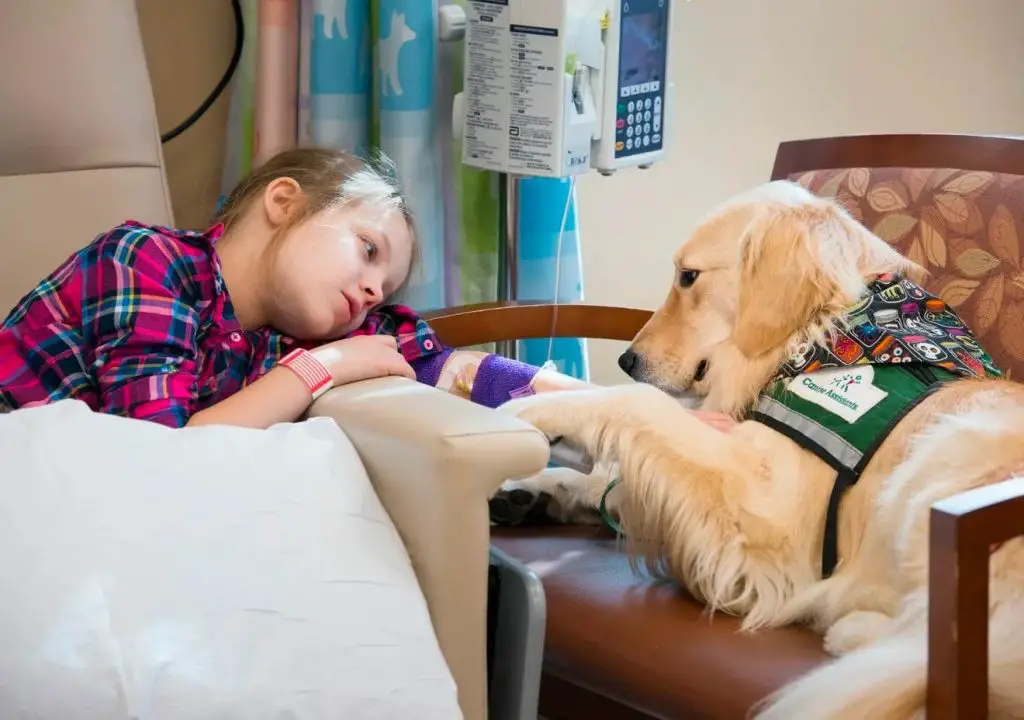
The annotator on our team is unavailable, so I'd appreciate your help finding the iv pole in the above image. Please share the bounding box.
[496,173,520,360]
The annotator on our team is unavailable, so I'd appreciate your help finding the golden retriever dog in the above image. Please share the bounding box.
[497,180,1024,719]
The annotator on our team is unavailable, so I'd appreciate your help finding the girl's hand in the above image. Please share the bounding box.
[530,367,592,393]
[311,335,416,387]
[688,409,736,433]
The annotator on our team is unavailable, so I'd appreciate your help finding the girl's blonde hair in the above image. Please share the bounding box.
[215,147,419,295]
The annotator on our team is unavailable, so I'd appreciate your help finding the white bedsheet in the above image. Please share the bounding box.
[0,400,462,719]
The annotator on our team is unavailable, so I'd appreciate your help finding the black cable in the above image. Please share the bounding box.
[160,0,245,143]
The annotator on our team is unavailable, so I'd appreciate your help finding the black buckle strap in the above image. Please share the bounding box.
[821,469,856,577]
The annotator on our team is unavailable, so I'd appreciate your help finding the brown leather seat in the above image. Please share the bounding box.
[492,526,828,719]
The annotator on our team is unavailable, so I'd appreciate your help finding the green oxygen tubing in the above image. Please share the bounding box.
[548,438,624,535]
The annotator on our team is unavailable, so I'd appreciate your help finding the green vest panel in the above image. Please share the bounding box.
[754,364,957,476]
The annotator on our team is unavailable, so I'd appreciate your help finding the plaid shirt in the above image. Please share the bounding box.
[0,222,451,428]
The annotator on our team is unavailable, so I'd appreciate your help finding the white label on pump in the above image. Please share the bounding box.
[506,23,559,174]
[463,0,512,172]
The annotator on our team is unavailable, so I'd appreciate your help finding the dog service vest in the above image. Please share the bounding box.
[749,273,1003,578]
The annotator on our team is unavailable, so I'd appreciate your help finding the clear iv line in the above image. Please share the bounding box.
[546,175,577,366]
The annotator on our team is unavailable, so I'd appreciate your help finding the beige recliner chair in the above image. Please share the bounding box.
[0,3,549,718]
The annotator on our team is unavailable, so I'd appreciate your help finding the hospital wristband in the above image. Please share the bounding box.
[277,348,334,400]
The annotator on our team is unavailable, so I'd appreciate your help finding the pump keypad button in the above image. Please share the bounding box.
[615,87,665,159]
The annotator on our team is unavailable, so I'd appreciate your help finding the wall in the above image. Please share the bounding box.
[138,0,1024,384]
[137,0,237,230]
[579,0,1024,383]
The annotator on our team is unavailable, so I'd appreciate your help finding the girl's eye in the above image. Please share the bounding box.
[362,238,378,259]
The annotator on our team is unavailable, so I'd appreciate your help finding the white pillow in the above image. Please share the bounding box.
[0,400,462,720]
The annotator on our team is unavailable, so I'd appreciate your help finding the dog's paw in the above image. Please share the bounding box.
[498,389,607,454]
[488,485,559,526]
[501,384,661,455]
[499,387,598,422]
[823,611,893,656]
[490,468,615,526]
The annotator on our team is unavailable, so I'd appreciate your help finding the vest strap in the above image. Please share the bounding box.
[753,396,861,473]
[822,468,857,578]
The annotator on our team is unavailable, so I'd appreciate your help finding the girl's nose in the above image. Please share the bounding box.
[362,278,382,304]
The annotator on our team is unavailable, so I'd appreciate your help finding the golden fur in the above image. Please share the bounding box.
[498,181,1024,719]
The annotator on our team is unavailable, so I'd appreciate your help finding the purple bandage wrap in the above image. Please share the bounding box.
[412,348,453,388]
[469,354,539,409]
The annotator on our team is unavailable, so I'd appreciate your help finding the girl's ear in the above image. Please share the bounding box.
[262,177,304,228]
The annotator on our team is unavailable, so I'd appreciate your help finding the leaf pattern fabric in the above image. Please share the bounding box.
[792,167,1024,381]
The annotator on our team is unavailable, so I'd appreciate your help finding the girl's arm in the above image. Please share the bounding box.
[413,350,736,433]
[412,349,541,404]
[83,229,206,428]
[188,335,415,429]
[412,348,590,405]
[192,344,577,429]
[434,351,588,399]
[357,307,736,431]
[355,306,589,406]
[186,365,313,428]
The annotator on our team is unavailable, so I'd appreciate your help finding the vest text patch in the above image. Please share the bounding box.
[787,366,889,423]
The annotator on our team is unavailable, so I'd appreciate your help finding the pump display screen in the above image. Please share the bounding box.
[615,0,669,159]
[619,10,666,89]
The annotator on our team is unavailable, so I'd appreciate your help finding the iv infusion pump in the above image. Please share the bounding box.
[450,0,675,178]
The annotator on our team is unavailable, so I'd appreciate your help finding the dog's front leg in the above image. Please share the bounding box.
[490,385,650,526]
[500,384,689,465]
[502,385,786,622]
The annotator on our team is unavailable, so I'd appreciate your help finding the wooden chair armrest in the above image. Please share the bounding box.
[927,475,1024,719]
[424,301,652,347]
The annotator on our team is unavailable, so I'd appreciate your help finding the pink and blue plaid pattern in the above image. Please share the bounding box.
[0,222,451,427]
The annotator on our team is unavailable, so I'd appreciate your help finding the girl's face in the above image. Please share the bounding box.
[264,195,415,340]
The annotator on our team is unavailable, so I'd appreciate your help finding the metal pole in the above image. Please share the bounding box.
[496,173,520,359]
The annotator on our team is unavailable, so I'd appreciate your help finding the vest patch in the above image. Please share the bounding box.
[762,364,944,468]
[787,366,889,423]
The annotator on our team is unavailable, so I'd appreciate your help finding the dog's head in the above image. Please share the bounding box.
[620,180,921,415]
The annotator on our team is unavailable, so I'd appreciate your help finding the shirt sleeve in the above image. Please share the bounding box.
[410,349,454,387]
[81,227,202,428]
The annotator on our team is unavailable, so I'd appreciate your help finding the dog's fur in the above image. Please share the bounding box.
[497,181,1024,719]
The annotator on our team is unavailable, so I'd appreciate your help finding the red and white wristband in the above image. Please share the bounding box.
[277,348,333,400]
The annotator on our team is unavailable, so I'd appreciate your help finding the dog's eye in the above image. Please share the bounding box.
[679,269,700,288]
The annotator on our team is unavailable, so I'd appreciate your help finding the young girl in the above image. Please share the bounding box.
[0,147,733,432]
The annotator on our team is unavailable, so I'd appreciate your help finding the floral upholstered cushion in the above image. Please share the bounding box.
[792,168,1024,380]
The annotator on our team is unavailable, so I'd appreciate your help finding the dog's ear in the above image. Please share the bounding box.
[732,209,836,358]
[732,195,918,359]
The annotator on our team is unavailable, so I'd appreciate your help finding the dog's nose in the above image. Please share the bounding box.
[618,348,639,377]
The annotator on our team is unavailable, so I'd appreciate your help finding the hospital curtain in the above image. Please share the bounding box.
[218,0,589,380]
